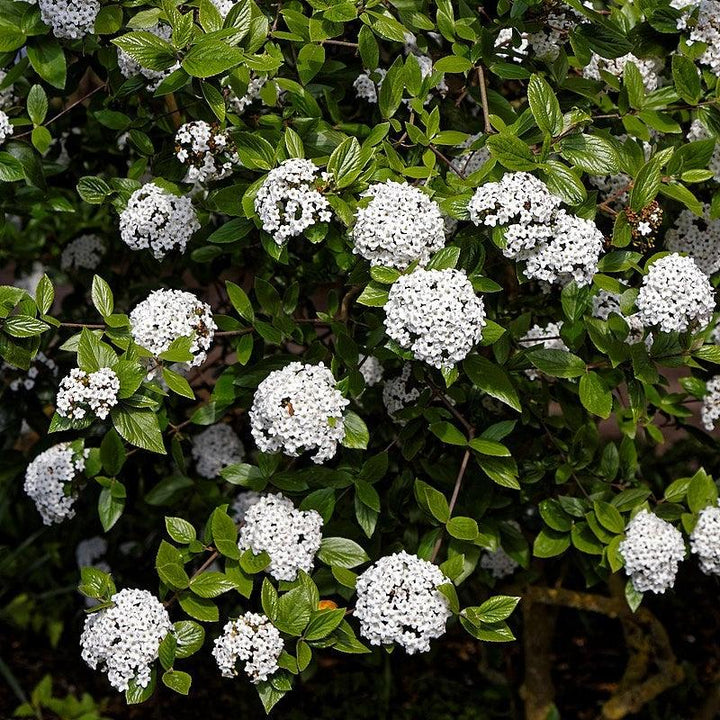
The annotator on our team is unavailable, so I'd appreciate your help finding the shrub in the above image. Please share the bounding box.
[2,0,720,715]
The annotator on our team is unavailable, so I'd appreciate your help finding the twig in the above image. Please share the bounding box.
[477,66,492,134]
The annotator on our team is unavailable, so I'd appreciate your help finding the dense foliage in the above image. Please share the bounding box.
[4,0,720,716]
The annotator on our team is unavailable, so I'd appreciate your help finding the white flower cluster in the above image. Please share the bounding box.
[211,0,236,16]
[0,70,15,110]
[635,254,715,333]
[690,503,720,575]
[354,551,451,654]
[352,182,445,269]
[238,493,323,581]
[468,171,572,276]
[382,364,420,422]
[385,268,486,369]
[619,510,685,594]
[228,76,268,114]
[523,210,604,287]
[230,490,263,523]
[583,53,662,91]
[592,290,647,345]
[56,367,120,421]
[119,184,200,260]
[687,119,720,182]
[191,424,245,479]
[680,0,720,74]
[701,376,720,431]
[76,536,110,572]
[359,356,383,387]
[495,28,529,63]
[61,234,105,271]
[451,134,490,177]
[129,289,216,368]
[354,70,385,103]
[24,442,87,525]
[80,588,172,692]
[38,0,100,39]
[117,24,179,90]
[5,351,57,392]
[588,173,631,208]
[212,613,283,683]
[526,6,579,61]
[480,548,519,579]
[666,204,720,276]
[250,362,348,463]
[519,321,567,380]
[385,268,486,370]
[0,110,13,144]
[254,159,331,245]
[175,121,236,184]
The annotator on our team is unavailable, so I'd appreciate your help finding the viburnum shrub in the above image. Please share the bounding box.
[5,0,720,715]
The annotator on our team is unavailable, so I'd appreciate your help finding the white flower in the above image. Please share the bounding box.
[129,289,216,368]
[382,363,420,423]
[80,588,172,692]
[468,172,561,258]
[119,184,200,259]
[666,204,720,275]
[212,613,283,683]
[690,503,720,575]
[519,321,567,380]
[24,442,87,525]
[480,548,518,579]
[351,181,446,269]
[495,28,529,63]
[701,375,720,431]
[687,119,720,181]
[16,262,45,295]
[619,510,685,594]
[254,159,332,245]
[583,53,662,91]
[526,7,579,62]
[384,268,486,370]
[227,75,268,113]
[56,367,120,421]
[354,551,451,654]
[175,121,236,184]
[354,71,383,103]
[360,356,383,387]
[238,493,323,581]
[250,362,349,463]
[679,0,720,74]
[451,134,490,177]
[38,0,100,39]
[0,70,15,110]
[592,290,648,345]
[230,490,264,523]
[635,253,715,333]
[61,234,105,270]
[76,536,110,572]
[5,351,58,392]
[191,424,245,479]
[211,0,236,16]
[589,173,631,208]
[523,210,604,288]
[117,24,179,90]
[0,110,13,144]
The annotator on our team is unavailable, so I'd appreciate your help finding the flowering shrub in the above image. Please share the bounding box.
[4,0,720,716]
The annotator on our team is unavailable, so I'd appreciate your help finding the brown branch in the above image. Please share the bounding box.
[477,65,492,135]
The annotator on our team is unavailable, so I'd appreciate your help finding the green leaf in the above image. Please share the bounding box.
[467,595,520,624]
[672,54,701,105]
[430,421,467,446]
[378,56,404,119]
[593,500,625,534]
[111,407,166,454]
[126,671,155,704]
[162,670,191,695]
[533,528,570,558]
[27,36,66,89]
[98,485,125,531]
[166,517,196,544]
[189,571,236,598]
[629,157,661,211]
[317,537,369,569]
[3,316,49,338]
[182,38,244,78]
[156,540,189,589]
[341,410,368,450]
[687,468,718,513]
[173,620,205,658]
[463,355,521,412]
[178,592,219,622]
[77,176,111,204]
[486,133,536,171]
[527,74,562,136]
[527,349,586,378]
[414,479,450,523]
[327,136,363,189]
[296,43,325,85]
[211,507,240,559]
[304,608,346,641]
[579,372,613,419]
[91,275,114,318]
[274,587,312,636]
[113,31,176,72]
[26,84,48,125]
[446,516,479,541]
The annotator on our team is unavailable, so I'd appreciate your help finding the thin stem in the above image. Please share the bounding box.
[430,144,461,177]
[430,428,475,563]
[477,66,492,135]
